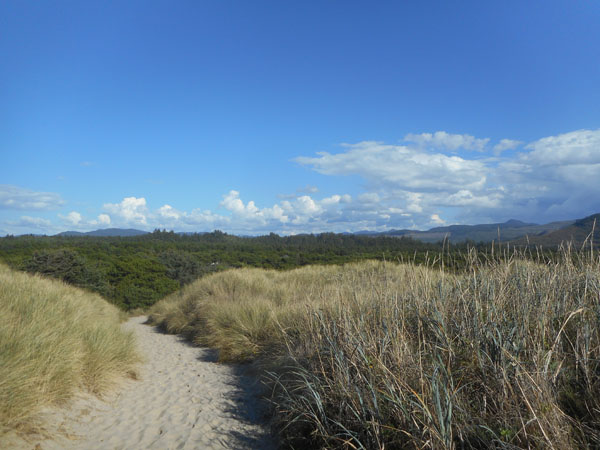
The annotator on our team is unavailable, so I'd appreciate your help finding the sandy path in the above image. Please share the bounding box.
[19,316,278,450]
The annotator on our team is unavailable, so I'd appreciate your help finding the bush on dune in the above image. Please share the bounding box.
[149,248,600,449]
[0,264,139,438]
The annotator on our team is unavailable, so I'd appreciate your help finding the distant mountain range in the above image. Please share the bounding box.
[53,212,600,246]
[55,229,208,237]
[512,213,600,248]
[353,213,599,247]
[356,218,576,243]
[56,228,149,237]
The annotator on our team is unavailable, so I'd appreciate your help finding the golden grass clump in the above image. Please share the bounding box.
[0,263,139,438]
[149,249,600,449]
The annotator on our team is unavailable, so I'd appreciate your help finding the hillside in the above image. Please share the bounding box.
[513,213,600,247]
[57,228,149,237]
[364,219,574,243]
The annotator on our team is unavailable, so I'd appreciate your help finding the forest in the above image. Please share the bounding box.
[0,230,462,310]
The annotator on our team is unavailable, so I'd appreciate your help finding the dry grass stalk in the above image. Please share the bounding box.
[0,264,140,439]
[150,248,600,449]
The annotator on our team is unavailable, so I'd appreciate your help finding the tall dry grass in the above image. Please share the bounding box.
[0,263,140,438]
[149,247,600,449]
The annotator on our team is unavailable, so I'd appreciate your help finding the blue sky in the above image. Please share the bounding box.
[1,1,600,235]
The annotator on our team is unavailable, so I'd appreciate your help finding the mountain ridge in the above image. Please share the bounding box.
[56,228,149,237]
[355,219,576,243]
[51,215,594,243]
[512,213,600,247]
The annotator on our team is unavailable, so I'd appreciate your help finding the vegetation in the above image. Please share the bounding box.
[0,264,140,439]
[0,230,447,310]
[149,246,600,449]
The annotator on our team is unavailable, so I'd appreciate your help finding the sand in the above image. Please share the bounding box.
[8,316,277,450]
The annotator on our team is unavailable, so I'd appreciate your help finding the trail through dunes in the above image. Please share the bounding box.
[12,316,277,450]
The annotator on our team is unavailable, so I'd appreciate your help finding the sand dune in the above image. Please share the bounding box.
[14,316,277,450]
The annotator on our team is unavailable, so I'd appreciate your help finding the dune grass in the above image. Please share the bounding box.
[0,263,140,439]
[149,246,600,449]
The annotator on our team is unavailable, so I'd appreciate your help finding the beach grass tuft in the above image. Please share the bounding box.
[0,263,140,438]
[150,246,600,448]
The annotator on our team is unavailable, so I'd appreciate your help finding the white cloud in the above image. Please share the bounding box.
[0,185,64,210]
[293,195,321,215]
[404,131,490,152]
[158,205,181,220]
[487,128,600,220]
[103,197,148,225]
[57,211,112,230]
[296,141,488,193]
[499,129,600,192]
[405,192,424,213]
[81,128,595,235]
[5,128,599,235]
[296,129,600,227]
[61,211,82,226]
[97,214,111,225]
[9,191,404,235]
[220,190,290,226]
[523,129,600,165]
[321,194,351,206]
[221,190,258,216]
[493,138,522,154]
[430,214,445,225]
[444,190,501,208]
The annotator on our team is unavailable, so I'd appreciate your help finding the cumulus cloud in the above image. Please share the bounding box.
[523,129,600,165]
[444,190,502,208]
[221,190,290,226]
[0,185,64,210]
[430,214,445,225]
[158,205,182,220]
[321,194,351,206]
[489,128,600,220]
[97,214,111,225]
[221,190,258,216]
[290,195,320,215]
[296,128,600,226]
[103,197,148,225]
[56,211,112,230]
[5,128,598,235]
[295,141,488,193]
[91,191,386,234]
[404,131,490,152]
[53,128,597,235]
[60,211,83,226]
